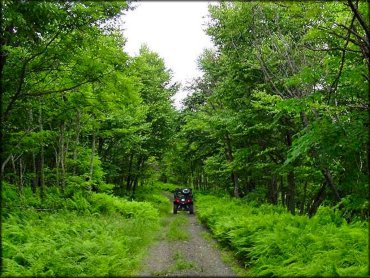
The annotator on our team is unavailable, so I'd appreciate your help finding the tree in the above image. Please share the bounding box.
[165,1,368,219]
[1,1,129,180]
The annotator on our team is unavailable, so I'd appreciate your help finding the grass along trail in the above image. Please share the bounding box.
[139,194,236,277]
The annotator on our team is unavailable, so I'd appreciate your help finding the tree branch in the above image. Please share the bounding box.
[347,0,370,39]
[319,27,363,47]
[304,44,362,53]
[327,14,357,104]
[336,23,368,47]
[3,31,63,120]
[23,78,95,97]
[23,68,115,98]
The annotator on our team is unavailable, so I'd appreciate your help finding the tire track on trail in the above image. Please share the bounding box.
[139,193,236,277]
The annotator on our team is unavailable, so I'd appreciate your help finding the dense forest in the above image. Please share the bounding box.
[1,1,369,277]
[164,2,370,219]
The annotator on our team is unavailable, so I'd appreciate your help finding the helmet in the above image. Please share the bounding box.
[182,188,190,194]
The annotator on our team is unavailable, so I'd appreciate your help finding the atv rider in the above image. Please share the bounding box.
[173,188,194,214]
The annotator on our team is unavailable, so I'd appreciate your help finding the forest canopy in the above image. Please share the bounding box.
[1,0,177,197]
[162,1,369,220]
[1,1,369,277]
[1,0,369,219]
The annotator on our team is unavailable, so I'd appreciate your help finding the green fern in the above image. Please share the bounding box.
[195,193,368,277]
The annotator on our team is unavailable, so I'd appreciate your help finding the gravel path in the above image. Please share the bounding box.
[139,197,236,277]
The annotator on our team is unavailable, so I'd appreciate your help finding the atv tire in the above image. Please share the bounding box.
[189,204,194,214]
[173,205,178,214]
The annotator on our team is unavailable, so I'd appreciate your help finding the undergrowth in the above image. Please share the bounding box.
[2,182,164,276]
[133,181,177,215]
[172,251,194,271]
[167,215,189,241]
[133,191,169,215]
[195,194,368,277]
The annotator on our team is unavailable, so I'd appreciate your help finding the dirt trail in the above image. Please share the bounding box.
[139,195,236,277]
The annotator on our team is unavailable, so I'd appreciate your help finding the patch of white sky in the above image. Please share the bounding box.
[120,1,216,109]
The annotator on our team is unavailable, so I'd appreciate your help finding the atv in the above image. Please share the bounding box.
[173,188,194,214]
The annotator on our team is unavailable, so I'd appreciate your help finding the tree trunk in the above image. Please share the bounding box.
[300,181,308,214]
[322,168,341,202]
[287,170,296,215]
[132,176,139,198]
[38,105,44,197]
[268,175,278,205]
[232,172,240,198]
[132,156,145,197]
[224,133,239,198]
[19,157,24,192]
[126,153,134,191]
[308,183,327,217]
[55,147,60,187]
[97,136,104,155]
[189,161,194,187]
[73,110,81,175]
[32,153,37,193]
[89,127,96,181]
[301,111,342,204]
[280,175,286,207]
[11,154,16,184]
[60,121,66,191]
[202,171,207,190]
[29,108,36,193]
[285,129,296,214]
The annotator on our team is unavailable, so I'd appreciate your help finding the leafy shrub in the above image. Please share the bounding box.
[3,210,159,276]
[88,193,159,222]
[2,183,161,276]
[97,183,115,194]
[153,181,179,192]
[133,181,174,214]
[195,194,368,277]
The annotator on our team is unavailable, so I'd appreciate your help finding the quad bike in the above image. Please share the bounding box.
[173,188,194,214]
